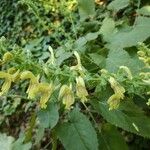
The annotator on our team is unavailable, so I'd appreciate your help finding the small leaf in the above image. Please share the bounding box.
[56,108,98,150]
[38,102,59,129]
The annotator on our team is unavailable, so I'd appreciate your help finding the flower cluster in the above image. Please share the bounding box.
[0,50,89,110]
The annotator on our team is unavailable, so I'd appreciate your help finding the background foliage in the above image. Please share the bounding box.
[0,0,150,149]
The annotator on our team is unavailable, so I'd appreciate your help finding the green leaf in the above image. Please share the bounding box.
[137,6,150,16]
[108,0,130,12]
[92,100,150,138]
[0,133,14,150]
[105,48,144,73]
[98,124,128,150]
[107,17,150,49]
[56,109,98,150]
[37,102,59,129]
[12,135,32,150]
[100,17,116,41]
[77,0,95,21]
[89,53,105,66]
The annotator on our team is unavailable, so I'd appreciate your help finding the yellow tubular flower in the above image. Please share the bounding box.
[109,77,125,99]
[70,51,84,75]
[59,84,74,110]
[76,76,88,103]
[38,83,54,109]
[108,77,125,110]
[20,71,39,99]
[107,94,121,110]
[46,46,55,65]
[0,71,13,96]
[119,66,133,80]
[8,68,20,82]
[2,52,13,63]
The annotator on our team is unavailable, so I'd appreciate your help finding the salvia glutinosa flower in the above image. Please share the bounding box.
[119,66,133,80]
[20,71,39,99]
[76,76,88,103]
[107,77,125,110]
[3,52,13,63]
[70,51,84,76]
[0,69,20,96]
[20,71,54,109]
[38,82,54,109]
[46,46,55,65]
[59,84,74,110]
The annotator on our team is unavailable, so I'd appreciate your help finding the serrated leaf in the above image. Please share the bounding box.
[107,17,150,49]
[98,124,128,150]
[56,109,98,150]
[92,100,150,138]
[77,0,95,21]
[108,0,130,12]
[105,48,144,73]
[37,102,59,129]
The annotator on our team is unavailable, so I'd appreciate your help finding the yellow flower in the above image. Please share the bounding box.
[38,83,54,109]
[70,51,84,75]
[119,66,133,80]
[109,77,125,99]
[2,52,13,63]
[76,76,88,103]
[20,71,39,99]
[108,77,125,110]
[0,72,12,96]
[59,84,74,110]
[8,68,20,82]
[46,46,55,65]
[107,94,121,110]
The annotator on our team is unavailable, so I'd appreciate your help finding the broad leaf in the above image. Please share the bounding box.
[56,109,98,150]
[92,100,150,138]
[108,0,130,12]
[100,17,116,41]
[77,0,95,21]
[0,133,14,150]
[107,17,150,49]
[89,53,105,66]
[137,6,150,16]
[105,48,144,73]
[98,124,128,150]
[37,102,59,129]
[12,135,32,150]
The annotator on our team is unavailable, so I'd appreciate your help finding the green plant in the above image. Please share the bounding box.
[0,0,150,149]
